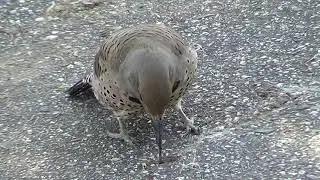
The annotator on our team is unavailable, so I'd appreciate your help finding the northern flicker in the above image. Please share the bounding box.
[67,24,200,163]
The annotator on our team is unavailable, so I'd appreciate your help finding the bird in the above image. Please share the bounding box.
[66,24,200,163]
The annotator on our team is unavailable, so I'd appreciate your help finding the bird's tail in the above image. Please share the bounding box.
[66,74,94,97]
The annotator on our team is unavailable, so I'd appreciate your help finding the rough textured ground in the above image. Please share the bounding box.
[1,0,319,179]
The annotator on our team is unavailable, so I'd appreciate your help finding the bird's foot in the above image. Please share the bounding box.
[184,117,201,135]
[106,130,136,145]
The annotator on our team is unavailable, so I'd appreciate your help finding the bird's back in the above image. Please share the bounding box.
[94,24,196,76]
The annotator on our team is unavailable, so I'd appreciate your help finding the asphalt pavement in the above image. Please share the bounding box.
[1,0,319,179]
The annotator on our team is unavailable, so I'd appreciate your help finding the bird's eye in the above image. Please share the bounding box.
[172,80,180,93]
[129,96,141,104]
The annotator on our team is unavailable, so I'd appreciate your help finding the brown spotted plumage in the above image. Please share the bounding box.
[67,24,199,163]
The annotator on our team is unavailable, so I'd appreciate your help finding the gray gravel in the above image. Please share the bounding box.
[1,0,319,179]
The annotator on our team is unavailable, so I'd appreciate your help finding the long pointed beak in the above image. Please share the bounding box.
[153,119,163,164]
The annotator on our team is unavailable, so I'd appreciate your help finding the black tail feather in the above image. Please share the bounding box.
[66,74,94,97]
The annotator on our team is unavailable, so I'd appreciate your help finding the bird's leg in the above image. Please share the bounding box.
[175,99,201,135]
[106,116,135,145]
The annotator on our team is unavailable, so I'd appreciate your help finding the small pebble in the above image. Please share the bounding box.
[67,64,74,69]
[44,35,58,40]
[35,17,45,22]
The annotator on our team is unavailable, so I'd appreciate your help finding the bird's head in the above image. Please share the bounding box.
[119,45,181,163]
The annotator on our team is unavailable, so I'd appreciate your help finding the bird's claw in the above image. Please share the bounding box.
[106,131,136,145]
[183,117,201,136]
[188,125,201,135]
